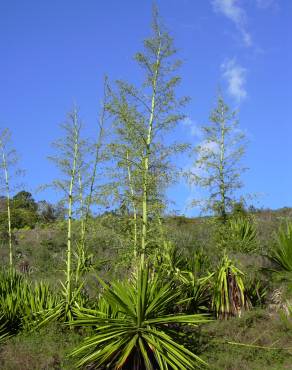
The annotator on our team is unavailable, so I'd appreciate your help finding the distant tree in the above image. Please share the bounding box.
[13,191,37,211]
[10,208,38,229]
[37,200,65,222]
[37,200,56,222]
[191,94,247,222]
[0,190,39,230]
[107,7,188,264]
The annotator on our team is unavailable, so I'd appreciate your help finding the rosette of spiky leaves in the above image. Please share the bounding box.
[70,266,209,369]
[35,281,86,329]
[243,275,268,308]
[157,246,212,314]
[0,269,59,337]
[0,327,10,343]
[175,250,213,313]
[157,241,186,276]
[271,223,292,274]
[212,255,245,319]
[0,269,24,336]
[22,282,60,328]
[228,216,258,253]
[178,272,213,314]
[0,318,12,344]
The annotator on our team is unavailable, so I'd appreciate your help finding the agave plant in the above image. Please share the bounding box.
[228,216,258,253]
[176,250,213,313]
[212,254,245,319]
[243,275,268,308]
[157,245,212,314]
[155,241,186,278]
[70,265,209,369]
[0,329,10,344]
[22,282,60,328]
[0,269,59,338]
[35,280,86,329]
[177,272,213,314]
[271,223,292,272]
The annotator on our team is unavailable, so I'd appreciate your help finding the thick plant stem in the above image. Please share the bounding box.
[79,171,85,246]
[1,149,13,270]
[66,110,80,303]
[76,169,85,284]
[141,41,161,267]
[126,150,137,258]
[219,101,226,222]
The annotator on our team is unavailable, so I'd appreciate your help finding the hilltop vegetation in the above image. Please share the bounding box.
[0,203,292,369]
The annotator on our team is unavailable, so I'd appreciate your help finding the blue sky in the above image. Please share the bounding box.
[0,0,291,215]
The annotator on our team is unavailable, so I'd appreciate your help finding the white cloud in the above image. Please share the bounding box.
[256,0,277,9]
[199,140,220,156]
[182,117,203,138]
[184,141,219,177]
[212,0,252,47]
[221,58,247,102]
[183,140,220,213]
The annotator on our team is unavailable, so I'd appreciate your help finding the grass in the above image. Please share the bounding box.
[199,309,292,370]
[0,324,83,370]
[1,309,291,369]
